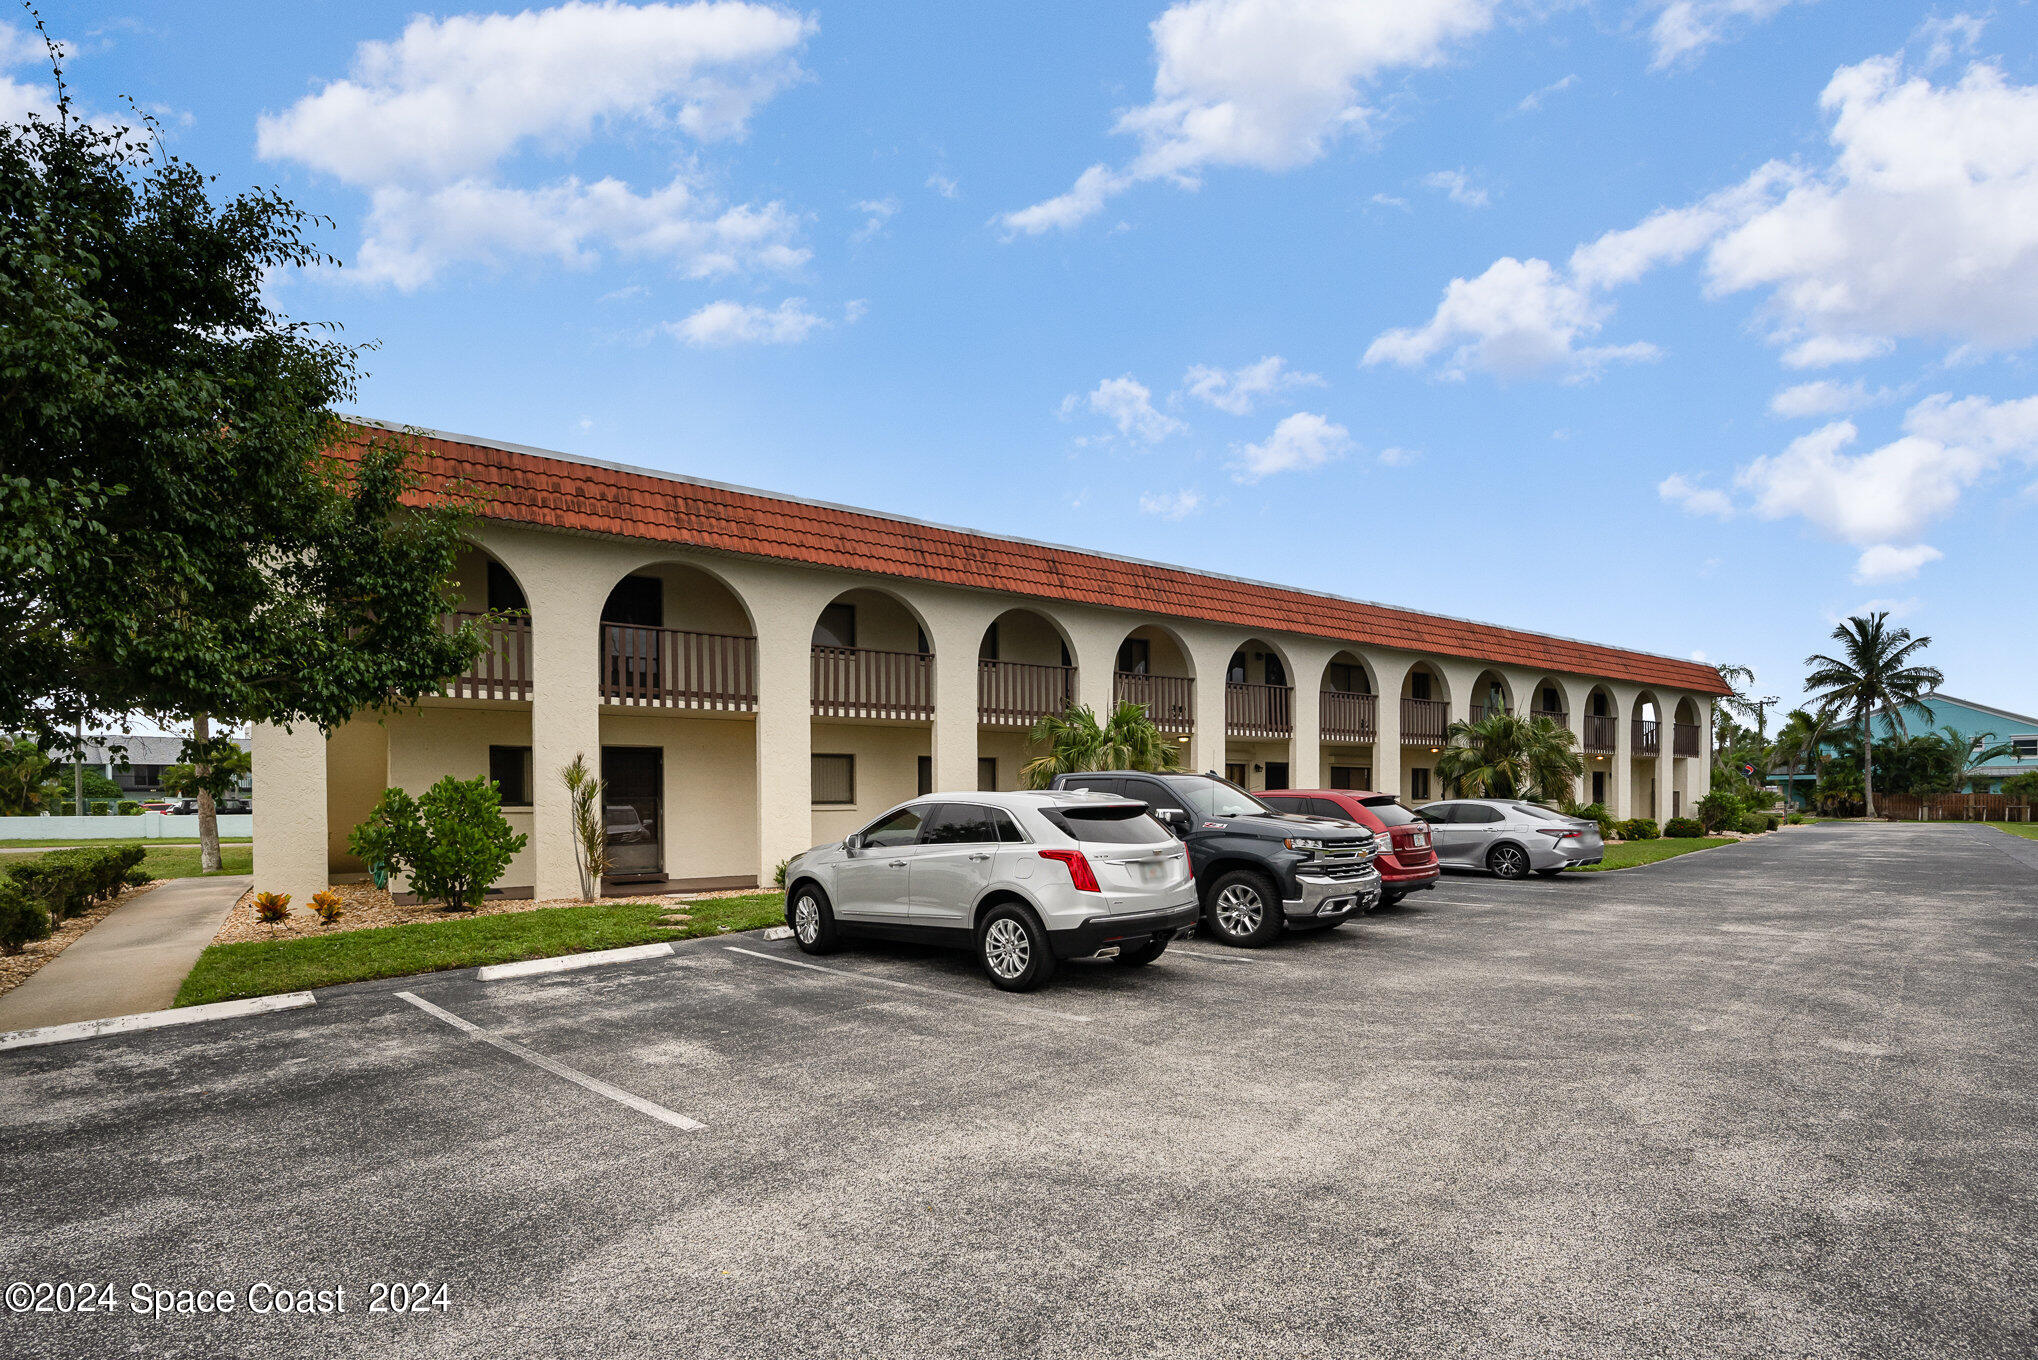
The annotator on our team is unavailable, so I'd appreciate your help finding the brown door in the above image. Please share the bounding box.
[602,746,663,881]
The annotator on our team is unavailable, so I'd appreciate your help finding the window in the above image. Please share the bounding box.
[1178,776,1275,821]
[1309,798,1350,819]
[922,804,997,844]
[1259,795,1306,814]
[812,754,855,805]
[1327,663,1369,695]
[1227,651,1248,684]
[1121,779,1188,817]
[2014,736,2038,759]
[486,560,528,614]
[489,745,534,806]
[1541,686,1561,712]
[1330,765,1371,790]
[1061,776,1122,797]
[861,806,924,847]
[1414,805,1448,824]
[813,602,857,649]
[1461,804,1504,823]
[916,627,931,655]
[978,757,998,791]
[917,755,933,797]
[1042,805,1172,844]
[1116,637,1151,674]
[1358,795,1420,826]
[991,810,1028,843]
[1224,762,1248,785]
[601,574,662,627]
[1409,767,1431,799]
[979,622,999,660]
[1590,692,1610,717]
[1263,653,1288,688]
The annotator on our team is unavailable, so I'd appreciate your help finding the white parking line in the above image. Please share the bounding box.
[723,947,1095,1025]
[0,993,316,1052]
[395,991,704,1132]
[1165,946,1265,965]
[475,941,672,981]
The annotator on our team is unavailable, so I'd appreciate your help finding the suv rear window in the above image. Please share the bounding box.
[1042,805,1172,844]
[1358,795,1420,826]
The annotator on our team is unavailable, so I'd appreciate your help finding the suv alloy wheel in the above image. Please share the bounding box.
[976,903,1058,992]
[789,884,841,954]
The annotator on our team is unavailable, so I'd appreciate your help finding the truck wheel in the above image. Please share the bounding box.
[1378,890,1407,909]
[1487,844,1531,879]
[789,884,840,954]
[1204,869,1284,948]
[1115,935,1170,967]
[978,904,1058,992]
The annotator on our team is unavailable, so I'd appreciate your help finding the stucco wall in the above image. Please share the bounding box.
[808,721,930,848]
[326,716,390,871]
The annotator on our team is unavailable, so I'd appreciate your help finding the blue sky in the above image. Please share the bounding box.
[20,0,2038,722]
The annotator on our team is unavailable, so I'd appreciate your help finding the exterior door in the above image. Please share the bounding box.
[1265,761,1290,791]
[910,803,1000,928]
[601,746,663,881]
[834,805,925,923]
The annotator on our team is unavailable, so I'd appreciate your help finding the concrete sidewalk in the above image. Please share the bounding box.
[0,875,250,1030]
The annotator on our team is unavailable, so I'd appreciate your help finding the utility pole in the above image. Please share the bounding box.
[1747,695,1780,802]
[73,716,84,816]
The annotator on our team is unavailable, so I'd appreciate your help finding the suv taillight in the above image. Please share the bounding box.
[1038,849,1101,893]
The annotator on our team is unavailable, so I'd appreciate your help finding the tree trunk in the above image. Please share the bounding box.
[1861,716,1877,820]
[194,712,221,873]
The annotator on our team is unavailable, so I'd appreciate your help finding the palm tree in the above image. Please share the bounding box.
[1769,707,1833,813]
[1712,662,1767,741]
[1434,713,1584,803]
[1803,612,1943,818]
[1020,701,1183,789]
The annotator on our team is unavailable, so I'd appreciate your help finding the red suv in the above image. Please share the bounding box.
[1260,789,1440,905]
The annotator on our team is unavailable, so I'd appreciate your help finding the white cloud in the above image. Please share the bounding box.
[256,2,814,287]
[0,21,56,124]
[1769,379,1884,419]
[666,296,830,347]
[850,196,898,244]
[1736,416,1990,544]
[1363,256,1659,380]
[925,172,959,199]
[1138,488,1205,519]
[1911,13,1984,72]
[1062,375,1185,444]
[1178,355,1323,414]
[1369,192,1410,211]
[1853,543,1943,583]
[1378,446,1419,466]
[1646,1,1809,70]
[1832,595,1918,624]
[999,0,1500,234]
[1516,73,1576,114]
[1230,412,1350,481]
[1422,168,1489,208]
[1658,473,1734,519]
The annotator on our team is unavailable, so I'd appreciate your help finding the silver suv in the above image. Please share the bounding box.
[1411,799,1605,877]
[782,791,1201,991]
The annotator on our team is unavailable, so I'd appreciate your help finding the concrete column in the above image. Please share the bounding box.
[1371,654,1405,798]
[754,610,814,884]
[530,606,601,901]
[1652,747,1672,823]
[252,721,327,902]
[1290,683,1319,793]
[1189,638,1231,775]
[929,627,981,796]
[1610,701,1635,819]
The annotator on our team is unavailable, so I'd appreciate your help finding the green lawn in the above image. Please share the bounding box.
[1577,836,1736,871]
[175,892,788,1007]
[0,837,252,850]
[1982,821,2038,841]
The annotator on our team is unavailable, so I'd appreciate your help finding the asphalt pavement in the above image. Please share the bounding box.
[2,824,2034,1359]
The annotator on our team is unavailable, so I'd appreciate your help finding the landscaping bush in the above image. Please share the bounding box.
[308,890,345,926]
[1696,790,1742,833]
[1622,818,1660,841]
[1576,802,1618,840]
[1786,813,1805,825]
[0,884,53,955]
[1765,815,1780,831]
[5,844,146,921]
[349,776,528,913]
[252,891,292,924]
[1663,817,1703,839]
[1736,812,1769,835]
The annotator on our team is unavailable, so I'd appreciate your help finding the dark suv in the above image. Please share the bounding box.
[1048,771,1381,947]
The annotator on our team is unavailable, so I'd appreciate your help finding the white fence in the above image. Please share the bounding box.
[0,813,255,842]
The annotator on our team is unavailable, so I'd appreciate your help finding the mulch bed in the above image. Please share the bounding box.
[210,881,761,946]
[0,881,163,1001]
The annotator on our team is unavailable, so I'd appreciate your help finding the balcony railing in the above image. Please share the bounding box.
[1531,707,1569,730]
[1582,714,1617,753]
[812,646,934,720]
[978,659,1075,725]
[1633,718,1661,756]
[444,612,532,701]
[1400,697,1448,746]
[1672,722,1701,757]
[1319,690,1377,743]
[1226,683,1292,738]
[601,624,757,711]
[1469,703,1512,724]
[1114,671,1194,734]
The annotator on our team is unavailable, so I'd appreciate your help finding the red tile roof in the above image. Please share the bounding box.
[339,420,1731,695]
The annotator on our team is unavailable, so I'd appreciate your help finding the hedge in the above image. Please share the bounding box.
[0,883,52,956]
[1621,818,1661,841]
[3,844,148,924]
[1735,812,1770,835]
[1663,817,1703,839]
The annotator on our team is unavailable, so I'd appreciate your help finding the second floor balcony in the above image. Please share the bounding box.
[1633,718,1661,756]
[1401,697,1448,746]
[601,624,758,711]
[1532,706,1569,730]
[1226,682,1292,739]
[1673,721,1701,757]
[1114,671,1194,734]
[1582,713,1618,753]
[978,658,1075,726]
[1320,690,1376,743]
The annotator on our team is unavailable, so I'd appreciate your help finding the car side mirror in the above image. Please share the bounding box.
[843,832,865,852]
[1159,809,1191,836]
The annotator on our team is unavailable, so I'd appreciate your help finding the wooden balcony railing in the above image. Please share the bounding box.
[1582,714,1618,753]
[444,612,532,701]
[1531,707,1569,730]
[1319,690,1377,743]
[1469,704,1512,724]
[1401,697,1448,746]
[978,659,1075,725]
[812,646,933,720]
[1226,683,1292,738]
[1114,671,1194,734]
[1633,718,1661,756]
[1672,722,1701,757]
[601,624,757,710]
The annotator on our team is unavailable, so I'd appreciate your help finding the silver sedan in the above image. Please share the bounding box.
[1411,800,1605,878]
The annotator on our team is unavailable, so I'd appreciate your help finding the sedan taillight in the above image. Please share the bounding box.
[1038,849,1101,893]
[1539,828,1580,840]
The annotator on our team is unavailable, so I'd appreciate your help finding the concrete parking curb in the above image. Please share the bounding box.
[474,942,674,981]
[0,992,316,1052]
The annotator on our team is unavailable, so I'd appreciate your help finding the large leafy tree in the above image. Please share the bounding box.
[1,37,484,867]
[1435,713,1584,803]
[1802,612,1944,818]
[1021,702,1183,789]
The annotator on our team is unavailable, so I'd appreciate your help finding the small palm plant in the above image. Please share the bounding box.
[562,754,609,902]
[1435,713,1584,803]
[1021,701,1183,789]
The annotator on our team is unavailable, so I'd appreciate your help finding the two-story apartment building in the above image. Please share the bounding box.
[252,421,1728,902]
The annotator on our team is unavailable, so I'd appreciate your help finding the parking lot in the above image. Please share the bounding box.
[4,823,2036,1359]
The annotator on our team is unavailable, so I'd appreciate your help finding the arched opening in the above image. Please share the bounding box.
[1112,624,1195,738]
[810,587,935,848]
[599,560,757,709]
[1470,669,1513,724]
[1398,662,1452,803]
[1670,696,1703,818]
[1580,684,1618,806]
[1632,690,1664,821]
[1223,636,1295,791]
[1529,676,1570,727]
[979,607,1077,791]
[446,540,533,701]
[1319,650,1378,789]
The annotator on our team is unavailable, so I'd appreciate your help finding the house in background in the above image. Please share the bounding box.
[1877,694,2038,794]
[75,733,254,799]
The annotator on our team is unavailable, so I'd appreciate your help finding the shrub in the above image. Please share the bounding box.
[348,776,527,913]
[1623,818,1660,841]
[1765,815,1780,831]
[252,891,292,924]
[1696,790,1742,834]
[1786,813,1805,825]
[1577,802,1618,840]
[1736,812,1769,835]
[1663,817,1703,838]
[773,858,791,890]
[2001,771,2038,803]
[5,844,146,920]
[0,884,53,955]
[308,890,345,926]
